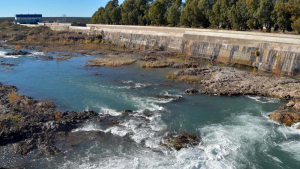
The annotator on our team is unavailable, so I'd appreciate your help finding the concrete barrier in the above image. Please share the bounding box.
[23,24,300,75]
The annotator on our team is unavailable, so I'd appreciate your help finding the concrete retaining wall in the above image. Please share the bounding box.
[31,24,300,75]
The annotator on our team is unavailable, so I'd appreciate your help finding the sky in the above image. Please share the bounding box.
[0,0,124,17]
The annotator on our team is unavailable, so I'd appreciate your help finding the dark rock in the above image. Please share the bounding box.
[185,88,199,94]
[5,50,30,56]
[0,83,99,156]
[0,63,17,66]
[38,143,61,156]
[122,110,134,115]
[161,132,201,150]
[97,115,119,127]
[156,95,182,101]
[13,139,36,155]
[143,110,153,117]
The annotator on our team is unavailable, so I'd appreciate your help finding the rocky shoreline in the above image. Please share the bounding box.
[0,82,99,156]
[172,66,300,100]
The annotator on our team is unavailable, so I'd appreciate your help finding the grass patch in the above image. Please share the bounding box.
[166,74,200,83]
[141,61,169,68]
[87,58,136,67]
[7,91,21,104]
[0,114,21,127]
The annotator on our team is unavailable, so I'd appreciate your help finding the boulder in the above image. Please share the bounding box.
[286,101,295,107]
[294,102,300,110]
[269,110,300,126]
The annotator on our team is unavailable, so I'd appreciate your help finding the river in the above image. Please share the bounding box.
[0,49,299,169]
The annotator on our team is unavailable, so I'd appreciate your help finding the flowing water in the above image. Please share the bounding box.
[0,49,299,169]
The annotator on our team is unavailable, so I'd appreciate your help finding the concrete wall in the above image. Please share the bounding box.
[32,24,300,75]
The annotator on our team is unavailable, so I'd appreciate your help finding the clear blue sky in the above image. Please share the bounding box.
[0,0,124,17]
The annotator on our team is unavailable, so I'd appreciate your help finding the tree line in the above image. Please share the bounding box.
[91,0,300,33]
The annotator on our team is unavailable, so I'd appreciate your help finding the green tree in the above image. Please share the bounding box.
[246,0,260,29]
[291,18,300,34]
[228,0,248,30]
[256,0,275,32]
[91,7,105,24]
[272,0,291,32]
[103,0,119,24]
[181,0,208,28]
[148,0,168,25]
[111,7,122,24]
[167,0,182,26]
[198,0,216,27]
[286,0,300,32]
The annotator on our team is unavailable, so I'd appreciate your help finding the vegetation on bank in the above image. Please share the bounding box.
[92,0,300,33]
[0,22,132,55]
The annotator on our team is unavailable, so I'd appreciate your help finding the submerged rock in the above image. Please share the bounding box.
[0,63,17,66]
[39,55,54,61]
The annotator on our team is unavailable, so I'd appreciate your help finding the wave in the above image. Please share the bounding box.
[117,81,149,89]
[100,108,121,116]
[0,51,19,58]
[0,51,45,58]
[246,95,280,103]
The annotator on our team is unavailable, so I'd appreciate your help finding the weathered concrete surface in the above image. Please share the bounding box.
[28,24,300,75]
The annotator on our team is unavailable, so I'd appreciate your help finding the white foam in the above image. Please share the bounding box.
[100,108,121,116]
[116,82,149,89]
[56,110,300,169]
[0,50,45,58]
[110,126,132,137]
[246,95,280,103]
[30,51,45,55]
[72,123,103,132]
[278,141,300,161]
[122,80,134,84]
[0,51,19,58]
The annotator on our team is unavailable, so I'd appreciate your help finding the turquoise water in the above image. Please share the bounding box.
[0,49,300,169]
